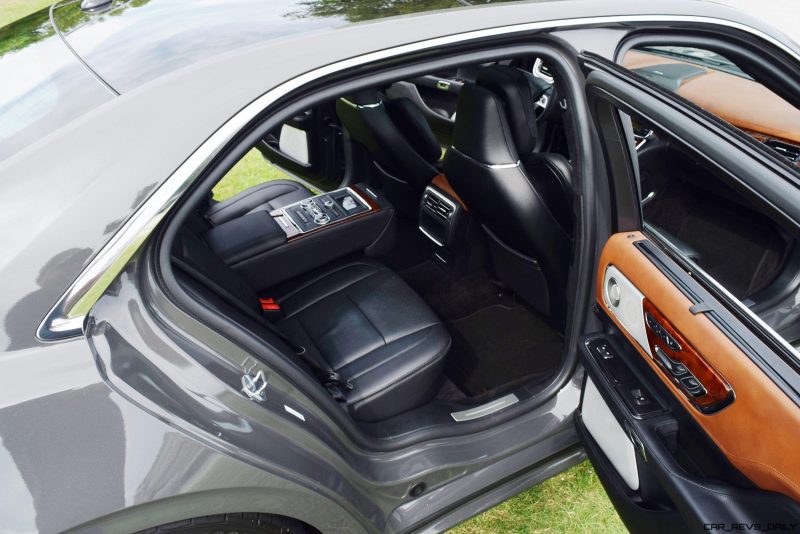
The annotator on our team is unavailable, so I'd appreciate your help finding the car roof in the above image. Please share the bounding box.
[53,0,512,94]
[1,0,796,350]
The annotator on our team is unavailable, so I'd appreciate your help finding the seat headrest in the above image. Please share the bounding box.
[385,97,441,164]
[450,83,519,166]
[476,65,548,155]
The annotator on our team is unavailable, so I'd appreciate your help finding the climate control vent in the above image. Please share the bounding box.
[423,190,455,222]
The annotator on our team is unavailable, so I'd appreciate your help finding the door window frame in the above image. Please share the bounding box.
[582,52,800,405]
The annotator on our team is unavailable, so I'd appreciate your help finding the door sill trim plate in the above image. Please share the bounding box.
[451,394,519,421]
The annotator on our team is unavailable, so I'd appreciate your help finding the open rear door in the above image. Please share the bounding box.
[579,233,800,532]
[577,56,800,533]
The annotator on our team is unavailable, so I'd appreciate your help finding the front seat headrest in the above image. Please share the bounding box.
[385,97,441,164]
[451,82,520,166]
[476,65,546,155]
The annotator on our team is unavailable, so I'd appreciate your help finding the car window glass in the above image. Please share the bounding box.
[622,109,800,349]
[621,45,800,168]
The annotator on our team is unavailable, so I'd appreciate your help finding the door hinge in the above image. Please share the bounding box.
[242,369,268,402]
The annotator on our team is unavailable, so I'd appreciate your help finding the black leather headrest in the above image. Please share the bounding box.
[451,83,519,166]
[336,92,438,190]
[385,97,441,164]
[476,65,547,154]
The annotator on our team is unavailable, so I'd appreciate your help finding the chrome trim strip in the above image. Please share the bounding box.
[339,97,383,109]
[50,1,120,97]
[646,224,800,363]
[451,394,519,421]
[38,14,800,341]
[418,225,444,247]
[450,146,520,169]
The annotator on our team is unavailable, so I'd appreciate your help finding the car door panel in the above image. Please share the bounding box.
[598,231,800,501]
[578,231,800,532]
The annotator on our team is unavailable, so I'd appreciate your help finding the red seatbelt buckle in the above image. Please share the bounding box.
[259,297,281,311]
[259,297,282,322]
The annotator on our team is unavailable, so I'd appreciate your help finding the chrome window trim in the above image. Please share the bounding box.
[37,14,800,341]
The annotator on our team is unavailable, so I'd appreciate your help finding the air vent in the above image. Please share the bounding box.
[765,139,800,163]
[423,191,455,222]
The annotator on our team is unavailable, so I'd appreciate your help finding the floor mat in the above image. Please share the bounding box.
[445,304,563,396]
[400,261,517,321]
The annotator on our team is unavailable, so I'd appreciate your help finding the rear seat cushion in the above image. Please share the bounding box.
[172,227,450,422]
[271,258,451,421]
[205,179,313,226]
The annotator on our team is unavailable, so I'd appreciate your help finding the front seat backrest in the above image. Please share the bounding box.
[443,77,573,331]
[336,89,440,215]
[476,65,573,233]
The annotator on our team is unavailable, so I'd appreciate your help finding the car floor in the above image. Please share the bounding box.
[382,219,564,399]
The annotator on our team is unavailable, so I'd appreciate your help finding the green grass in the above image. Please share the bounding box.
[211,148,297,201]
[451,461,626,534]
[0,0,52,29]
[0,4,626,532]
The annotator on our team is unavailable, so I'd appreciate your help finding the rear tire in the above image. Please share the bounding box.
[136,512,312,534]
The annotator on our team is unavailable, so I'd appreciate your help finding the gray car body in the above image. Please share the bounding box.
[1,1,797,532]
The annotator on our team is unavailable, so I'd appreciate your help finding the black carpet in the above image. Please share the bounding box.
[400,261,517,321]
[445,304,563,396]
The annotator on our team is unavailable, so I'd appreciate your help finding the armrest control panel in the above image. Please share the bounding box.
[278,187,372,237]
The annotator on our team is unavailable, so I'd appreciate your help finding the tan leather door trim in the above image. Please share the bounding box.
[597,231,800,502]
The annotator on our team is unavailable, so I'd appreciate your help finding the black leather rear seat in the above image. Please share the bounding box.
[172,227,450,422]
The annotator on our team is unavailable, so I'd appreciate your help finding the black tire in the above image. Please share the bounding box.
[136,512,312,534]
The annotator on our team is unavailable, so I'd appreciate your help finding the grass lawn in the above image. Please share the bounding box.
[211,148,296,201]
[1,2,626,533]
[0,0,52,28]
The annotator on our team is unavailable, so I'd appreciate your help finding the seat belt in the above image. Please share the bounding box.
[172,256,352,398]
